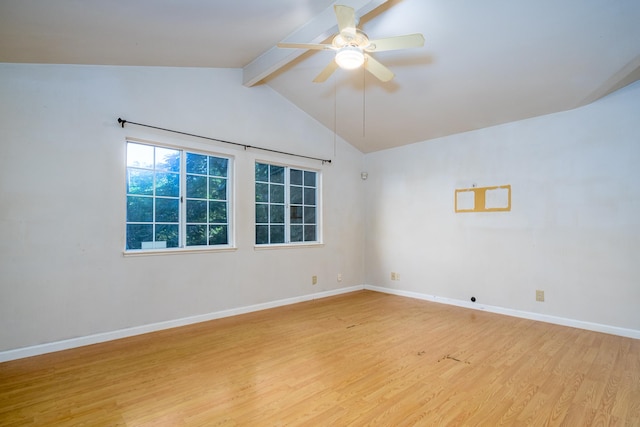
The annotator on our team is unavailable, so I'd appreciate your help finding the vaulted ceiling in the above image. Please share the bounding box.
[1,0,639,152]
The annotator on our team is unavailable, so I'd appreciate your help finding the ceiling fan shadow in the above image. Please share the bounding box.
[381,53,435,68]
[312,57,433,96]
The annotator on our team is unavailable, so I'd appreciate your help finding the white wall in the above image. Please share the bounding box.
[364,81,640,332]
[0,64,366,353]
[1,62,637,358]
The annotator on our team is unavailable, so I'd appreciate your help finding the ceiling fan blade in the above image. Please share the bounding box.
[313,60,339,83]
[334,5,356,35]
[277,42,332,51]
[364,54,394,82]
[365,34,425,52]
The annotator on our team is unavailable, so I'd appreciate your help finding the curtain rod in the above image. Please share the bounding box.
[117,118,332,164]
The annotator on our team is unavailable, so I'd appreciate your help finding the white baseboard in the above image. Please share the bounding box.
[364,285,640,340]
[0,285,364,363]
[3,284,637,363]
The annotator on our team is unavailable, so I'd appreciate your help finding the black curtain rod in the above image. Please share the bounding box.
[117,118,332,164]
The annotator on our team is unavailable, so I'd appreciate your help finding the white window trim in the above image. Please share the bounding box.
[253,242,324,251]
[123,246,238,257]
[254,160,323,248]
[124,138,236,254]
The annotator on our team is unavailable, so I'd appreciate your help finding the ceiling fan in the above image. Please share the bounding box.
[277,4,424,83]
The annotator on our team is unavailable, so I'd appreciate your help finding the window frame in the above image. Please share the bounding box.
[254,160,322,248]
[124,139,235,255]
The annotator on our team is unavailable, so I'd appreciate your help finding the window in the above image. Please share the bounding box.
[126,141,231,251]
[255,162,319,245]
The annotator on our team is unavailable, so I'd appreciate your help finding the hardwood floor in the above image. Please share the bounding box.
[1,290,639,426]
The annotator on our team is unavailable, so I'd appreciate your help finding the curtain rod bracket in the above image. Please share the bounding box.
[118,118,127,128]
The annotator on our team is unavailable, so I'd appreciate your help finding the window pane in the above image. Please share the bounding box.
[290,186,302,204]
[209,157,228,177]
[256,225,269,244]
[304,188,315,205]
[126,224,153,249]
[155,147,180,172]
[209,201,227,223]
[270,205,285,224]
[156,224,179,248]
[290,205,303,224]
[127,169,154,195]
[304,225,316,241]
[127,196,153,222]
[156,172,179,197]
[290,225,303,242]
[290,169,303,185]
[255,183,268,202]
[270,225,285,243]
[255,163,269,182]
[254,162,319,246]
[209,178,227,200]
[270,184,284,204]
[187,200,207,223]
[155,198,179,222]
[303,206,316,224]
[186,153,207,174]
[304,171,316,187]
[270,165,285,183]
[256,204,268,223]
[127,143,233,251]
[187,175,207,199]
[127,143,154,169]
[209,225,228,245]
[187,225,207,246]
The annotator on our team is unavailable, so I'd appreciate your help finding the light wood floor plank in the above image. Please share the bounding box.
[1,290,639,426]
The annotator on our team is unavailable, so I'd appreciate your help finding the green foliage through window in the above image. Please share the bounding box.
[255,162,318,245]
[126,142,231,250]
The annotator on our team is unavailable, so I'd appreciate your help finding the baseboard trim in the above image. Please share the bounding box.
[364,285,640,340]
[3,284,636,363]
[0,285,364,363]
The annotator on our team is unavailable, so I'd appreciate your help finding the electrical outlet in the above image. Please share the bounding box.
[536,290,545,302]
[396,273,401,281]
[312,275,318,285]
[337,273,342,282]
[391,272,397,280]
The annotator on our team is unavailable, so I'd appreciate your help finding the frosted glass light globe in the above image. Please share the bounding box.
[335,46,364,70]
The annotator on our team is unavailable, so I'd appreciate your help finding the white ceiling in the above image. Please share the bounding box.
[1,0,639,153]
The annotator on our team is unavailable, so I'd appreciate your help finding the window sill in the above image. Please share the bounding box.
[123,246,238,257]
[254,242,324,251]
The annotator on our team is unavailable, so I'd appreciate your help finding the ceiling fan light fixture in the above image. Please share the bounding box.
[277,5,424,82]
[335,46,364,70]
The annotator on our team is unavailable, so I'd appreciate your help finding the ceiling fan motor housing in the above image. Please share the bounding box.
[332,30,370,50]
